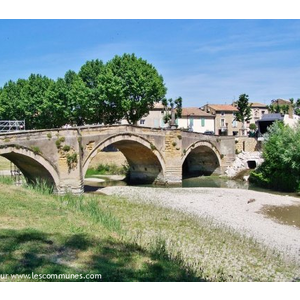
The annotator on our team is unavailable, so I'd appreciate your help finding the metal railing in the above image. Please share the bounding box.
[0,120,25,132]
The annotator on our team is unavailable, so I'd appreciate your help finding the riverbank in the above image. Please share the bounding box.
[100,186,300,263]
[0,180,299,281]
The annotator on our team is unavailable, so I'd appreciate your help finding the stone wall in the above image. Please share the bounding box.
[235,137,262,153]
[225,151,264,178]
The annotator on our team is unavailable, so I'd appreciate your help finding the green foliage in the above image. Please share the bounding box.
[162,97,183,125]
[267,104,290,114]
[86,163,129,177]
[98,53,167,125]
[46,133,52,140]
[55,137,66,149]
[0,53,166,129]
[292,98,300,116]
[250,121,300,192]
[55,140,62,149]
[30,146,42,155]
[249,123,257,131]
[150,143,157,151]
[62,145,71,152]
[235,94,252,123]
[66,153,78,169]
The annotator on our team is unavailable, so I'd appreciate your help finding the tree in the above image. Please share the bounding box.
[162,97,182,126]
[235,94,252,135]
[290,97,300,116]
[78,59,104,89]
[0,75,54,129]
[0,53,168,128]
[98,53,167,125]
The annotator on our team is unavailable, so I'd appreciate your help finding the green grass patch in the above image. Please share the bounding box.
[85,163,129,177]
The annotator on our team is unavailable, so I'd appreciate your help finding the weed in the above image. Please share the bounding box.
[150,143,156,151]
[56,137,66,149]
[62,145,71,152]
[25,178,54,195]
[30,146,42,155]
[58,194,121,232]
[55,140,62,149]
[47,133,52,140]
[66,153,78,170]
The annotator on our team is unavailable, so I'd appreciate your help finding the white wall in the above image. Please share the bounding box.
[177,117,215,133]
[284,114,300,128]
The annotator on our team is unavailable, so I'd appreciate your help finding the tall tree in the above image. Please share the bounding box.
[162,97,182,126]
[78,59,106,124]
[235,93,252,135]
[98,53,167,125]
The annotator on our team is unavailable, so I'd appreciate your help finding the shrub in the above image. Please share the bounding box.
[249,123,257,131]
[30,146,42,155]
[62,145,71,152]
[249,121,300,192]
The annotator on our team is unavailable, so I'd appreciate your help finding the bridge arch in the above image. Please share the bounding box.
[83,134,166,184]
[0,146,60,190]
[182,141,222,177]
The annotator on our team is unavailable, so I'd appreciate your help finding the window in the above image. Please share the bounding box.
[220,118,225,127]
[232,119,237,128]
[262,111,265,115]
[221,111,225,116]
[201,118,205,127]
[140,119,145,125]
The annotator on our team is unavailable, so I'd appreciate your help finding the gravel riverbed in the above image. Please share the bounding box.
[100,186,300,262]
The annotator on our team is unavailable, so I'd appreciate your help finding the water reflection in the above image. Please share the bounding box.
[84,175,300,198]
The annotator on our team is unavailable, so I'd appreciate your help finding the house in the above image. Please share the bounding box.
[177,107,215,133]
[137,102,167,128]
[248,102,268,125]
[202,104,242,136]
[120,102,168,128]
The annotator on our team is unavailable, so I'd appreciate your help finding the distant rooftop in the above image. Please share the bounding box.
[250,102,268,108]
[182,107,214,117]
[206,104,238,112]
[260,113,283,122]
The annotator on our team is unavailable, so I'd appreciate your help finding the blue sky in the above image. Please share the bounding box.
[1,19,300,107]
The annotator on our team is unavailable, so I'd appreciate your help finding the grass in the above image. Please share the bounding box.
[85,163,129,178]
[0,156,11,170]
[0,181,299,282]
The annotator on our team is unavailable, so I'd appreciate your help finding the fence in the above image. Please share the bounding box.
[0,120,25,132]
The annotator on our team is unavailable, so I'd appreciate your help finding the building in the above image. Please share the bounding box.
[137,102,167,128]
[202,104,242,136]
[248,102,268,126]
[177,107,215,133]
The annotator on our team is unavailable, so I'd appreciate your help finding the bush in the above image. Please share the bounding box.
[249,121,300,192]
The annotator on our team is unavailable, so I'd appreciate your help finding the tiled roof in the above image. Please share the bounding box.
[181,107,214,117]
[250,102,268,108]
[207,104,238,112]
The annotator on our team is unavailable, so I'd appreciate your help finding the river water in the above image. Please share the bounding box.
[84,175,299,196]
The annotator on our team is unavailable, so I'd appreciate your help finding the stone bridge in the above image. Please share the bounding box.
[0,125,236,194]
